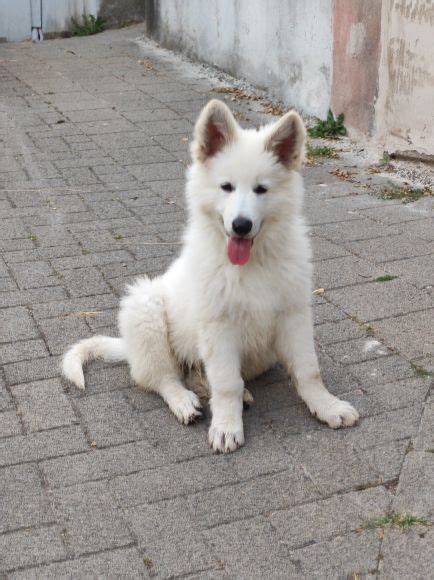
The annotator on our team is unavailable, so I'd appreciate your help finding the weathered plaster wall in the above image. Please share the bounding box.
[374,0,434,157]
[146,0,333,118]
[331,0,382,137]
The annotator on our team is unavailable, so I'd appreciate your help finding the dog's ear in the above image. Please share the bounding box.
[264,111,306,170]
[193,99,238,163]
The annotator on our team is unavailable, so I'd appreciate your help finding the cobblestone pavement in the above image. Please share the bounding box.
[0,26,433,579]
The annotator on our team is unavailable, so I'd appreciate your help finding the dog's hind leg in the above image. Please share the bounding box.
[119,279,202,425]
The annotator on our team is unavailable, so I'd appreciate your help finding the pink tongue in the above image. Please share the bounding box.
[227,237,252,265]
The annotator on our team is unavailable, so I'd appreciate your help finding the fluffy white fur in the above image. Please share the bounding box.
[63,100,358,453]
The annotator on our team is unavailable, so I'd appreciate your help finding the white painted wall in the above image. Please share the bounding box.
[0,0,101,41]
[153,0,333,118]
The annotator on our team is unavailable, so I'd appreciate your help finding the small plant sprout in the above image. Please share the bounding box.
[307,144,339,159]
[364,512,431,531]
[379,185,432,204]
[372,275,398,283]
[70,13,106,36]
[308,110,347,139]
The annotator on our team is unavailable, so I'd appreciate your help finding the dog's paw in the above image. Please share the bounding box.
[169,389,202,425]
[243,388,255,408]
[208,422,245,453]
[309,395,359,429]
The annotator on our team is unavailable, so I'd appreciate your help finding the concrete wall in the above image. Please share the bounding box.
[373,0,434,158]
[146,0,333,118]
[0,0,101,41]
[146,0,434,157]
[0,0,146,41]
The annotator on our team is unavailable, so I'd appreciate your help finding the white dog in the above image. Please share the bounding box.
[63,100,359,453]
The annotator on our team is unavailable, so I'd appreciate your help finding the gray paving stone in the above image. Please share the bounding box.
[313,255,383,289]
[8,548,149,580]
[153,134,191,152]
[60,266,111,297]
[0,217,27,239]
[110,455,241,507]
[359,203,431,225]
[0,376,12,411]
[128,160,185,181]
[3,355,62,386]
[324,336,392,365]
[328,279,432,321]
[51,249,133,270]
[392,451,434,518]
[383,254,434,290]
[75,391,146,447]
[69,361,131,396]
[0,338,48,364]
[281,431,407,495]
[41,439,162,488]
[125,498,215,577]
[137,118,193,135]
[185,467,320,529]
[311,236,350,261]
[204,516,299,577]
[315,318,366,345]
[345,377,430,418]
[37,316,91,355]
[289,530,380,578]
[0,410,22,438]
[414,399,434,452]
[31,294,118,320]
[344,232,432,263]
[0,463,54,532]
[91,130,153,150]
[110,145,177,164]
[4,244,81,263]
[379,528,434,580]
[270,487,391,549]
[313,302,347,325]
[0,306,39,342]
[311,216,401,241]
[77,118,136,135]
[0,425,88,467]
[11,378,77,433]
[9,260,60,290]
[0,526,66,573]
[51,480,133,557]
[122,107,181,122]
[373,310,434,360]
[348,354,422,387]
[0,286,67,308]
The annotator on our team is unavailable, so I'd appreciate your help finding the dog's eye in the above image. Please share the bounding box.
[221,183,234,192]
[253,184,268,194]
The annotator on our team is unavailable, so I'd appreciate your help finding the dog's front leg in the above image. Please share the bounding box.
[200,324,244,453]
[276,308,359,428]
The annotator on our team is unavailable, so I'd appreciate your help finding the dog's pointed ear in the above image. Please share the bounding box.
[193,99,238,163]
[264,111,306,170]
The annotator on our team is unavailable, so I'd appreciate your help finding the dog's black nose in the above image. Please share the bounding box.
[232,217,253,236]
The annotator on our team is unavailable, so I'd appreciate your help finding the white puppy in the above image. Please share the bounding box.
[63,100,359,453]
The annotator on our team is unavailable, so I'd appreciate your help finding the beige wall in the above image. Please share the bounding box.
[373,0,434,158]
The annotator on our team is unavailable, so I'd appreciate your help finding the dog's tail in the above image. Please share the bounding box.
[62,336,127,390]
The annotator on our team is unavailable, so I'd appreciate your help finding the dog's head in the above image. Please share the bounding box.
[187,99,306,266]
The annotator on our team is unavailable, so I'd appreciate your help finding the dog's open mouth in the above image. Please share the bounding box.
[227,237,253,266]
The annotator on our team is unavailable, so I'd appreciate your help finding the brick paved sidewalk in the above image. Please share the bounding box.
[0,26,432,578]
